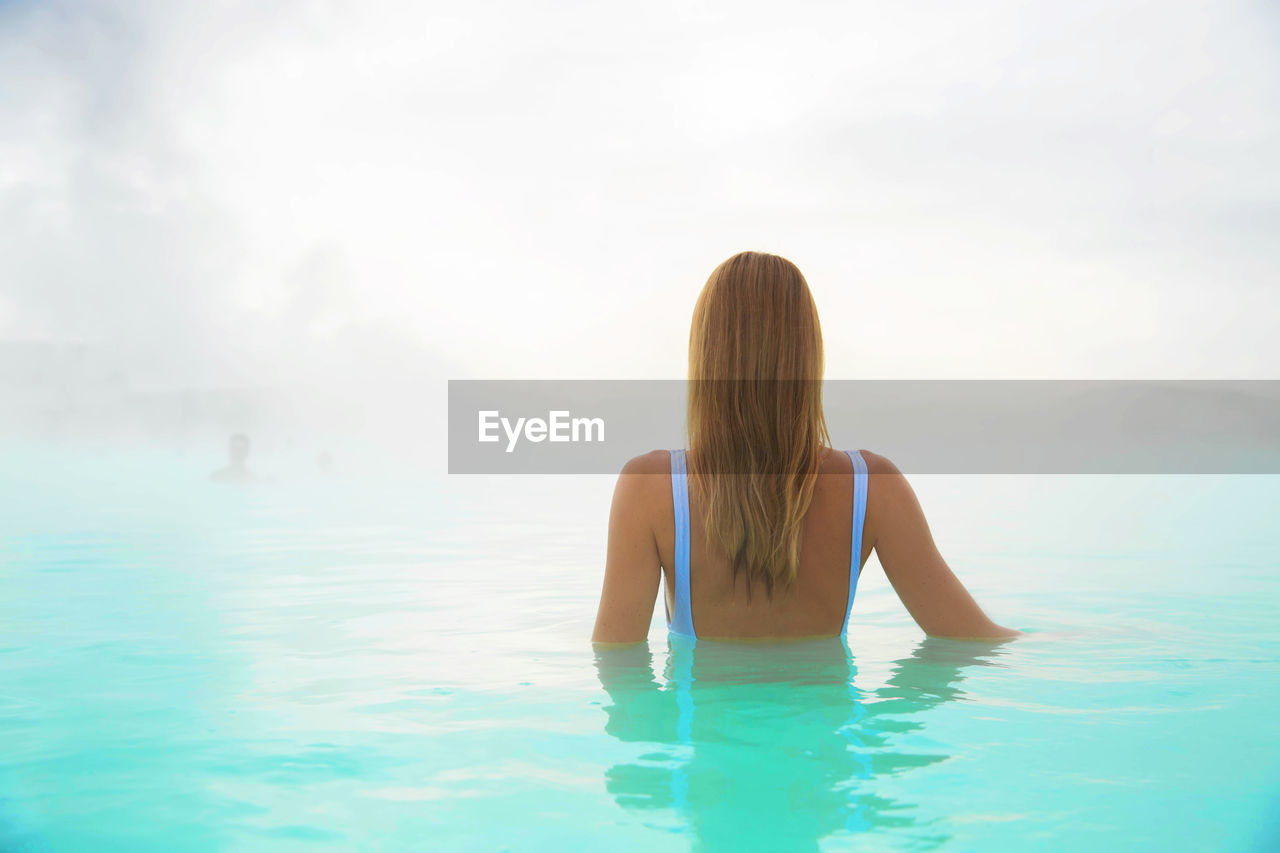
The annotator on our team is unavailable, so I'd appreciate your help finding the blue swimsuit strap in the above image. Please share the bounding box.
[668,449,696,638]
[841,449,869,636]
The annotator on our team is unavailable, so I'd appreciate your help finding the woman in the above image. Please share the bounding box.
[592,251,1019,644]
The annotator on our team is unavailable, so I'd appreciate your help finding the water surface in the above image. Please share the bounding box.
[1,445,1277,850]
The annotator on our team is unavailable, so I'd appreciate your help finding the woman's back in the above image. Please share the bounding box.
[594,445,1018,643]
[661,447,868,641]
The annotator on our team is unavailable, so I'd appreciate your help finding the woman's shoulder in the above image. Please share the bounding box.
[612,451,675,533]
[854,449,901,476]
[618,449,673,476]
[617,448,905,478]
[819,447,900,476]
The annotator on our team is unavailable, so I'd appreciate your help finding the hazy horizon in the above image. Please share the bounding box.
[3,0,1278,453]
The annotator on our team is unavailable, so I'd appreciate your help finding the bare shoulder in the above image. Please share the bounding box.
[857,449,902,477]
[618,449,672,477]
[609,450,672,538]
[612,451,674,516]
[855,450,917,536]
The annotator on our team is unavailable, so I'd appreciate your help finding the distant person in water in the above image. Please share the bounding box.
[210,433,255,483]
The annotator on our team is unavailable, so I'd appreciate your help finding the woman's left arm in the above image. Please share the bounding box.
[591,454,665,645]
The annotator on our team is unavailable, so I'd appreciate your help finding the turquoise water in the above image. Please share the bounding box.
[2,445,1279,850]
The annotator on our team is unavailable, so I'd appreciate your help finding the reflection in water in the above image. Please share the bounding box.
[594,635,1011,851]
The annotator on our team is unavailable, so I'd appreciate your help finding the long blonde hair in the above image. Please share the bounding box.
[687,251,831,600]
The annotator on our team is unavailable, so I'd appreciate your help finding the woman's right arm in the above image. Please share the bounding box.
[862,451,1020,640]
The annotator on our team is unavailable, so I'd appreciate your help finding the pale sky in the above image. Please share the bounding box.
[2,0,1277,392]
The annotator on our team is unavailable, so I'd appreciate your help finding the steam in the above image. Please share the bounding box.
[1,0,1277,467]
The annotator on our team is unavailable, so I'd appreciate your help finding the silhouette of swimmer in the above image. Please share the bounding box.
[594,635,1012,851]
[210,433,256,483]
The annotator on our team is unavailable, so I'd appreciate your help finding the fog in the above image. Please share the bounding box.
[2,0,1278,477]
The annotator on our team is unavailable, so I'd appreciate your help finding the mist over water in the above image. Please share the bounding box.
[3,0,1279,400]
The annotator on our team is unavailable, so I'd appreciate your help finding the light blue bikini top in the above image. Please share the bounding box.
[664,448,869,641]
